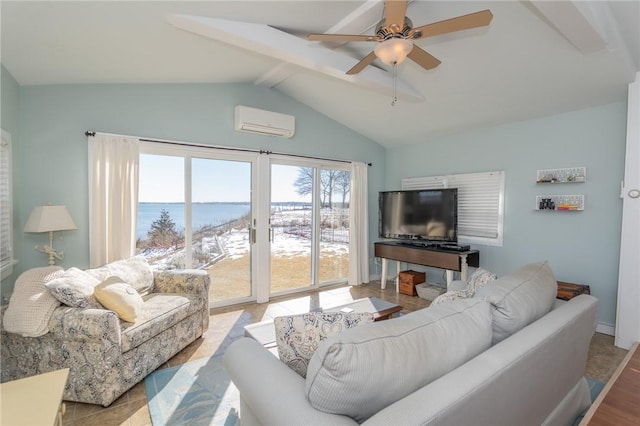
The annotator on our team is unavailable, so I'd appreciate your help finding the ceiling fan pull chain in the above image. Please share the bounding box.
[392,62,398,106]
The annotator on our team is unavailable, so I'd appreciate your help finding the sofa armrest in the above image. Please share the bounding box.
[153,270,210,296]
[224,338,358,426]
[47,306,121,346]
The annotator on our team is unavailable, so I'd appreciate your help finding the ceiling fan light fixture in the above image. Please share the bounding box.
[374,38,413,65]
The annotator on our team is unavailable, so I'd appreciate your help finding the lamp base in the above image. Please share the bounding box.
[33,231,64,266]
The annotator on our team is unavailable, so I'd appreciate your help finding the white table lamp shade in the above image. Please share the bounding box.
[24,205,77,233]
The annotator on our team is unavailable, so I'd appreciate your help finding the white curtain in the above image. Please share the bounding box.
[88,134,140,267]
[348,162,369,285]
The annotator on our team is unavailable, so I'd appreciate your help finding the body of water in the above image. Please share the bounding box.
[137,202,251,239]
[137,202,312,239]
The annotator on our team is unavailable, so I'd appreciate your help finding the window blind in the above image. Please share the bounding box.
[1,129,14,278]
[402,171,505,246]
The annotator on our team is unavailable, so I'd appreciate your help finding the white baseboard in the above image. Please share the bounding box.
[596,322,615,336]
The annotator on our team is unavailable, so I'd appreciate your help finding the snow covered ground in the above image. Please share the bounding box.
[139,208,349,269]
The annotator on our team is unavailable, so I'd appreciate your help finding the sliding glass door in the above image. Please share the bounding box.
[318,168,351,283]
[270,164,313,292]
[269,160,350,295]
[192,158,252,303]
[136,144,352,306]
[136,148,255,306]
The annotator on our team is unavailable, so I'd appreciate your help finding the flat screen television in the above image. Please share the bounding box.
[378,188,458,243]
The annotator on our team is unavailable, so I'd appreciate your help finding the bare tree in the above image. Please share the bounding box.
[335,170,351,207]
[294,167,350,208]
[294,167,314,199]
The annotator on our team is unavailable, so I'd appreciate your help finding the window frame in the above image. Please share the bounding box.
[402,170,505,246]
[1,129,16,279]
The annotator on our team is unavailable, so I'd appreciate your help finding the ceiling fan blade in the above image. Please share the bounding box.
[411,9,493,39]
[384,0,408,31]
[346,51,377,75]
[307,33,377,42]
[407,45,441,70]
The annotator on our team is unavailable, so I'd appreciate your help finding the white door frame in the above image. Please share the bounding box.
[615,71,640,350]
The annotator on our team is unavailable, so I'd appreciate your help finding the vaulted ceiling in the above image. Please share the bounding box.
[2,1,638,148]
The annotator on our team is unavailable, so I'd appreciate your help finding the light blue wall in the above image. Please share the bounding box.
[7,83,385,295]
[0,66,22,297]
[385,102,627,326]
[4,75,629,327]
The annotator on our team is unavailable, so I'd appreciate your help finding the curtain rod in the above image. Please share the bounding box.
[85,131,372,166]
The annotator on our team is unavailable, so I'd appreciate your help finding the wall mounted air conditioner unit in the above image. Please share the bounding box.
[234,105,295,138]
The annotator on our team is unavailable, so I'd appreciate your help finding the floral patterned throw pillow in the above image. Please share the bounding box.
[45,267,101,308]
[467,268,497,294]
[432,289,470,305]
[431,268,497,306]
[274,311,374,378]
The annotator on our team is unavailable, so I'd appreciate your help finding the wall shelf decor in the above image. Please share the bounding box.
[536,167,586,184]
[535,195,584,211]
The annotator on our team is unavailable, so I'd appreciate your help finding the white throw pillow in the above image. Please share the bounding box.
[274,311,374,378]
[474,261,557,344]
[45,267,101,308]
[305,299,493,422]
[94,276,144,322]
[3,266,64,337]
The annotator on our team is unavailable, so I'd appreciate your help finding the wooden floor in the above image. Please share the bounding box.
[60,281,629,426]
[581,341,640,425]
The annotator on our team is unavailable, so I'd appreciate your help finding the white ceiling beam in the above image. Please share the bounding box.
[529,0,607,54]
[253,62,297,87]
[168,14,424,102]
[317,0,383,49]
[254,0,383,88]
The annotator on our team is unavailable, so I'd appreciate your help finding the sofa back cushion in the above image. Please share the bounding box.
[474,261,557,344]
[305,299,492,422]
[85,256,154,295]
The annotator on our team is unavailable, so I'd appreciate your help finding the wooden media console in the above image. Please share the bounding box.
[374,242,479,292]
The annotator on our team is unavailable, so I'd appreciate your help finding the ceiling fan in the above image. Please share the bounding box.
[307,0,493,75]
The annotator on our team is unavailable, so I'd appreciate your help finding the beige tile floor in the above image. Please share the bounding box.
[61,282,629,426]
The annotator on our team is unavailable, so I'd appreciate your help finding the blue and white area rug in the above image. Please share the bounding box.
[144,355,239,426]
[144,355,604,426]
[572,377,605,426]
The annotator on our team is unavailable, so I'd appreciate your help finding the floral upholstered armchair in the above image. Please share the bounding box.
[1,257,210,406]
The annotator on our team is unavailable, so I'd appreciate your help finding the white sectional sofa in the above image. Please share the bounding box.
[224,262,598,425]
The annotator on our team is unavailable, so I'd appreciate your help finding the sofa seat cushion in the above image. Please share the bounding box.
[120,293,192,352]
[305,298,493,423]
[474,261,557,344]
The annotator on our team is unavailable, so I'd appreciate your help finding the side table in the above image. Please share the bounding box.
[556,281,591,300]
[0,368,69,426]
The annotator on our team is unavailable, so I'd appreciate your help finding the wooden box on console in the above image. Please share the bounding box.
[556,281,591,301]
[398,270,426,296]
